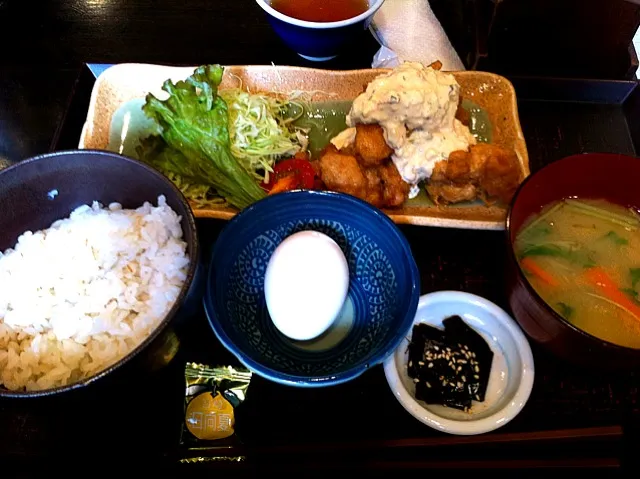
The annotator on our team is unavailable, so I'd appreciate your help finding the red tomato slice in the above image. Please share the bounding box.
[262,153,316,193]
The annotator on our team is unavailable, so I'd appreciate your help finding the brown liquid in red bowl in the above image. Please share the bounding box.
[506,153,640,370]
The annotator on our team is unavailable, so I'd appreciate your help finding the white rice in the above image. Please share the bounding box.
[0,195,189,391]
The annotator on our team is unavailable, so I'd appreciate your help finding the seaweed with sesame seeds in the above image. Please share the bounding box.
[407,315,493,412]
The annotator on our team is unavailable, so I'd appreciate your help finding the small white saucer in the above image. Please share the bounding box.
[383,291,535,435]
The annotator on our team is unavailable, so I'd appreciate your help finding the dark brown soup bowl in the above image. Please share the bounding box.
[506,153,640,371]
[0,150,202,398]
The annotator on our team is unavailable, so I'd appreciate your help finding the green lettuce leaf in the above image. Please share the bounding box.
[141,65,265,209]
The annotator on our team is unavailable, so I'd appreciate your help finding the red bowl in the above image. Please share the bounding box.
[505,153,640,370]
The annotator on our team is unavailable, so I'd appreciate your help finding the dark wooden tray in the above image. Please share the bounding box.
[2,67,640,475]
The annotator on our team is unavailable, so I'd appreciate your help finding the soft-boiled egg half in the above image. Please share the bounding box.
[264,230,350,341]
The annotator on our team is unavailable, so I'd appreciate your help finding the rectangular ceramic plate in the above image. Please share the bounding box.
[79,64,529,230]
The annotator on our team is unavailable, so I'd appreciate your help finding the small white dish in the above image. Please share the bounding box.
[383,291,534,435]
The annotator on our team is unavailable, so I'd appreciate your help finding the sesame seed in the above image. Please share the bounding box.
[434,346,439,351]
[428,362,433,368]
[475,394,481,401]
[464,345,469,350]
[418,361,424,366]
[442,380,447,386]
[408,361,413,367]
[446,347,451,352]
[474,374,479,379]
[471,352,476,358]
[474,365,480,373]
[458,359,467,364]
[413,378,419,383]
[461,375,466,382]
[426,382,431,388]
[457,366,462,372]
[458,343,462,348]
[457,382,463,388]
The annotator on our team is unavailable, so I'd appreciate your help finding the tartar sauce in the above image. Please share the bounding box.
[346,62,476,198]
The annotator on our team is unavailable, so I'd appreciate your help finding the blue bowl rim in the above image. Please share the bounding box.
[204,189,420,387]
[255,0,385,30]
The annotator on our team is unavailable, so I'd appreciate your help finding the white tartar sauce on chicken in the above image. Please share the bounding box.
[346,62,476,198]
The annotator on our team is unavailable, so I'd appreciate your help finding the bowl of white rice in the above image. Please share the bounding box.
[0,150,200,397]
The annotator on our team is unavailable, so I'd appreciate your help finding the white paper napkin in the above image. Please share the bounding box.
[370,0,465,70]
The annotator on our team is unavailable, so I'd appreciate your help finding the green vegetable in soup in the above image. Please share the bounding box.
[620,288,639,301]
[556,302,574,319]
[564,199,639,230]
[603,230,628,245]
[141,65,266,210]
[519,242,596,268]
[518,202,564,239]
[631,268,640,289]
[630,268,640,299]
[519,224,551,242]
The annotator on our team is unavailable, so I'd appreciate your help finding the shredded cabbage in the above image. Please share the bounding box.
[220,88,307,182]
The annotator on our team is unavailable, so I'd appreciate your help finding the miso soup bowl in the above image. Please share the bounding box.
[505,153,640,371]
[256,0,385,62]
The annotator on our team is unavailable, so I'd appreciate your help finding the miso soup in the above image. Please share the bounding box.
[515,198,640,349]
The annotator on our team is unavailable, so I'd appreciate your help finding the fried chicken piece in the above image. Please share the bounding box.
[427,144,521,205]
[319,146,367,201]
[319,143,409,208]
[363,167,384,207]
[474,144,522,203]
[432,150,472,184]
[428,155,479,204]
[379,162,410,207]
[355,124,393,167]
[426,182,478,204]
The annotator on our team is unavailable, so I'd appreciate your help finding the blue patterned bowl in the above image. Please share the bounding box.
[255,0,386,62]
[204,190,419,387]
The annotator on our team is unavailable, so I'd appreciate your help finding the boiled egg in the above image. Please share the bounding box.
[264,230,349,341]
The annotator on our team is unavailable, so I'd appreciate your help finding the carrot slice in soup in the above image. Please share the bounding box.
[520,257,560,287]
